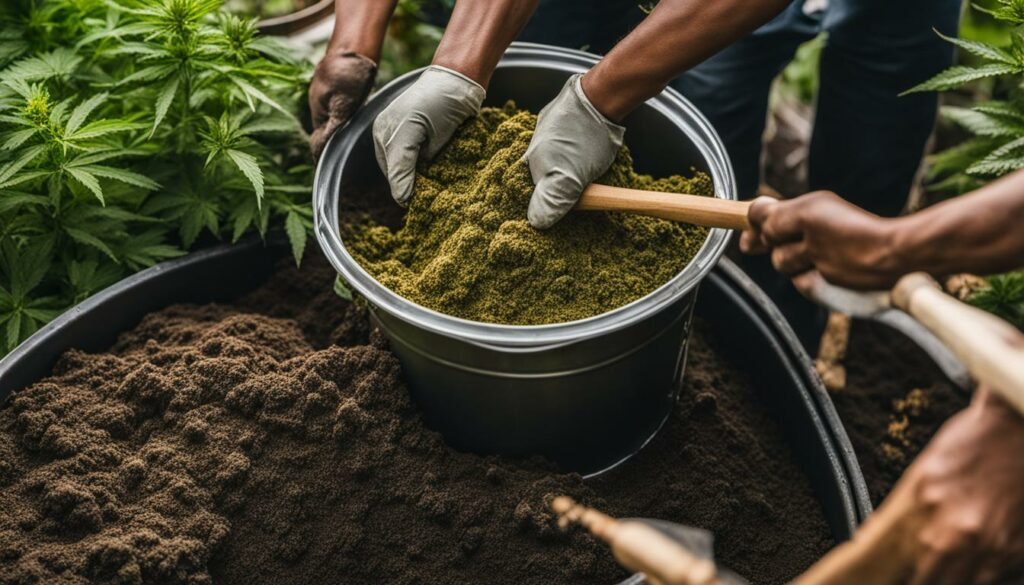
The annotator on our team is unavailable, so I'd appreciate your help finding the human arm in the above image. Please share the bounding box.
[373,0,538,204]
[309,0,397,159]
[739,170,1024,292]
[582,0,791,121]
[525,0,790,229]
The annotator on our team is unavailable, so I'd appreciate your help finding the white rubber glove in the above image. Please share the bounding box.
[524,74,626,229]
[372,65,486,206]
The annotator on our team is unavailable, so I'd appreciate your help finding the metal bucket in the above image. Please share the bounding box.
[313,43,738,474]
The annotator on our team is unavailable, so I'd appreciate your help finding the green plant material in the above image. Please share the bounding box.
[333,274,353,301]
[377,0,452,85]
[776,34,826,105]
[910,3,1024,190]
[346,103,712,325]
[224,0,316,19]
[0,0,313,354]
[967,271,1024,330]
[909,2,1024,328]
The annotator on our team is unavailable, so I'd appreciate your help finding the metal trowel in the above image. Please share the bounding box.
[803,272,973,391]
[551,496,749,585]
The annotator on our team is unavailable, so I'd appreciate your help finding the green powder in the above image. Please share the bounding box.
[347,102,713,325]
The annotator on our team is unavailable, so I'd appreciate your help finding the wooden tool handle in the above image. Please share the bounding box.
[577,184,753,230]
[892,272,1024,413]
[551,497,725,585]
[794,470,925,585]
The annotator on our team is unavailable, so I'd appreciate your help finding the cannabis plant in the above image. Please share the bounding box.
[0,0,313,354]
[905,0,1024,329]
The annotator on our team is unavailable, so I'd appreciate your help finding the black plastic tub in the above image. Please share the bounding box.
[0,240,871,549]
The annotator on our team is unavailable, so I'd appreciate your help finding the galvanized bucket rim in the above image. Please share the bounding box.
[313,42,738,349]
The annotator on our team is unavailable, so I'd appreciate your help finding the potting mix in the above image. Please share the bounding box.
[346,102,714,325]
[0,256,831,585]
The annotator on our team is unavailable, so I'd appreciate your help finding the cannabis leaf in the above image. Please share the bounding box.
[968,272,1024,330]
[0,0,313,356]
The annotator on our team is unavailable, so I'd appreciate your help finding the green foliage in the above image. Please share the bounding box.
[967,272,1024,329]
[377,0,452,85]
[912,2,1024,329]
[0,0,313,354]
[911,3,1024,190]
[776,34,825,105]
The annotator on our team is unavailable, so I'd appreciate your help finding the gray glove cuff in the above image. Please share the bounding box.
[427,65,487,105]
[524,74,626,229]
[568,74,625,142]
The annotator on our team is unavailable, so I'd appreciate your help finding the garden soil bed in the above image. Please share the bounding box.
[0,255,831,585]
[831,320,971,505]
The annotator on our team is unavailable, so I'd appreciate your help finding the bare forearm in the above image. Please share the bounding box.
[582,0,790,121]
[432,0,539,86]
[894,170,1024,276]
[328,0,399,61]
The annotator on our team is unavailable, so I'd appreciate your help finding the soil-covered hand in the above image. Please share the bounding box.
[899,388,1024,585]
[309,50,377,161]
[739,191,906,293]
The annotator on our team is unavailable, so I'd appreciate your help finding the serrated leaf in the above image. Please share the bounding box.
[68,119,147,140]
[2,128,36,150]
[967,154,1024,175]
[116,63,176,85]
[902,64,1021,94]
[65,167,105,203]
[6,311,21,351]
[1,48,81,82]
[83,164,161,190]
[225,148,264,201]
[151,75,179,136]
[942,106,1024,137]
[285,211,306,266]
[238,116,299,136]
[65,226,118,261]
[76,22,157,47]
[230,197,257,242]
[333,275,353,301]
[0,191,49,213]
[935,29,1018,65]
[66,92,109,135]
[0,143,45,185]
[231,76,293,118]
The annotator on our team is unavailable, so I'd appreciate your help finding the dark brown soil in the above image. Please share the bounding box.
[830,320,970,505]
[0,254,832,585]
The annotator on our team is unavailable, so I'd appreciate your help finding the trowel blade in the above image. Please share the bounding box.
[804,273,891,318]
[805,273,972,391]
[625,519,749,585]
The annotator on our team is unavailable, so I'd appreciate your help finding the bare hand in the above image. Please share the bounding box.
[899,388,1024,584]
[739,191,906,294]
[309,50,377,161]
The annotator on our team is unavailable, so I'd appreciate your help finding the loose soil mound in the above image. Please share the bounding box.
[830,320,970,505]
[0,255,831,585]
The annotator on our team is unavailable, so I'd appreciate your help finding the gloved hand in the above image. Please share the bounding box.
[524,74,625,229]
[372,65,485,206]
[309,50,378,161]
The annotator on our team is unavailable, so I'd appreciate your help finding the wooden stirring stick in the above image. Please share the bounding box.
[576,184,753,230]
[551,496,726,585]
